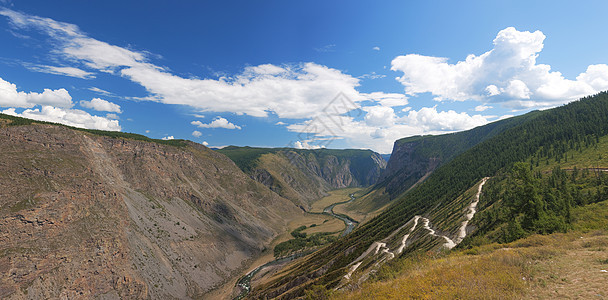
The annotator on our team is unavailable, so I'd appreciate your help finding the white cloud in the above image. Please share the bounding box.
[293,140,324,149]
[24,64,94,79]
[0,76,73,108]
[363,105,396,127]
[364,92,408,107]
[80,98,121,113]
[2,106,120,131]
[275,121,286,125]
[287,106,490,153]
[88,87,114,96]
[1,9,511,153]
[373,46,380,51]
[405,107,489,131]
[474,105,492,112]
[391,27,608,109]
[359,72,387,80]
[314,44,336,53]
[191,117,241,130]
[202,141,209,146]
[161,136,174,140]
[105,113,119,120]
[0,10,407,120]
[192,130,202,138]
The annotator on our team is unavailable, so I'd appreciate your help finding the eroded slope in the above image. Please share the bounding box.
[0,124,300,299]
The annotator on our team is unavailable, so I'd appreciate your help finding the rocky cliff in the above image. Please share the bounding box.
[0,122,300,299]
[217,147,387,208]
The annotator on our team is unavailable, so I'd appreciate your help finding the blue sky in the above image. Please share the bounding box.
[1,1,608,153]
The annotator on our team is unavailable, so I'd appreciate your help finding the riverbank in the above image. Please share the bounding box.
[231,188,363,299]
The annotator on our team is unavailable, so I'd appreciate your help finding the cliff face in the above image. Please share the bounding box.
[378,140,441,199]
[0,124,300,299]
[218,147,387,208]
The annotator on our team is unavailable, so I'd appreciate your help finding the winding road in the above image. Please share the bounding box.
[343,177,489,281]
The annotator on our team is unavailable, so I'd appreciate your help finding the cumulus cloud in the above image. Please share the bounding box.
[373,46,380,51]
[287,106,490,153]
[405,107,489,131]
[1,9,508,152]
[202,141,209,146]
[191,117,241,130]
[363,105,397,127]
[161,136,174,140]
[192,130,202,137]
[1,106,120,131]
[80,98,121,113]
[293,140,324,149]
[0,75,119,131]
[391,27,608,109]
[0,76,73,108]
[0,9,407,120]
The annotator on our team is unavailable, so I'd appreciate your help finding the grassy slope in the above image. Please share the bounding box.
[343,111,539,224]
[333,201,608,300]
[310,188,363,214]
[331,122,608,299]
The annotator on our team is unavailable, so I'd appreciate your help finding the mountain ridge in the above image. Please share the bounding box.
[249,91,608,298]
[217,147,387,209]
[0,120,302,299]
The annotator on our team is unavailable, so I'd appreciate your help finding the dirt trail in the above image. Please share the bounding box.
[456,177,488,243]
[342,177,488,282]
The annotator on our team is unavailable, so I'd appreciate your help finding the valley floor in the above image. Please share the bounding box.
[211,188,364,299]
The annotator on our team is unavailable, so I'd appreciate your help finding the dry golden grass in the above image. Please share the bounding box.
[334,231,608,300]
[310,188,363,213]
[335,251,528,300]
[303,218,344,235]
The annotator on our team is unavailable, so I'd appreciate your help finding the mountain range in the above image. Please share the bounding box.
[1,92,608,299]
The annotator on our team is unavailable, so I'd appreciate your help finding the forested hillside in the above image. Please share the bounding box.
[251,92,608,298]
[359,111,539,212]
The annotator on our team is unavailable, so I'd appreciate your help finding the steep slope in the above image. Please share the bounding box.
[250,92,608,298]
[359,112,538,210]
[217,147,386,208]
[327,109,537,225]
[0,119,301,299]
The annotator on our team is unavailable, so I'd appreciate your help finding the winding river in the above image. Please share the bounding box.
[323,194,358,236]
[233,194,359,299]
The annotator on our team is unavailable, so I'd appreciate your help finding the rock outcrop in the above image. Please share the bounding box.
[0,123,300,299]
